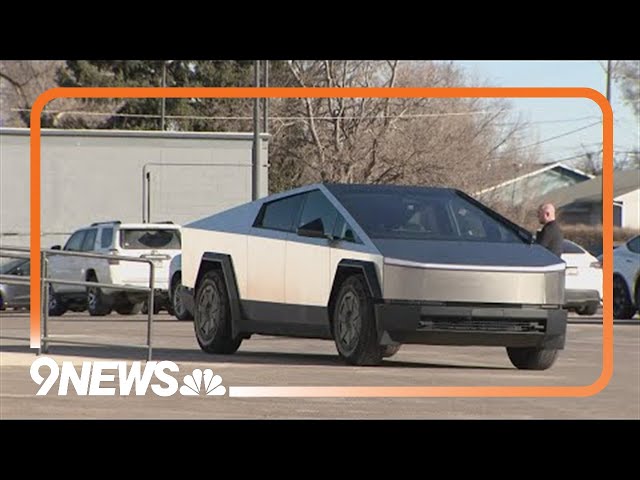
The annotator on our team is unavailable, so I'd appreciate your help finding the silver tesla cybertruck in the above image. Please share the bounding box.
[181,183,567,369]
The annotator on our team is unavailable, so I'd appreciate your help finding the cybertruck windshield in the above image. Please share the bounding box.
[330,185,530,244]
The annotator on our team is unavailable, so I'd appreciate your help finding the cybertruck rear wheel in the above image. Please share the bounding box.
[332,274,383,366]
[506,347,558,370]
[194,270,241,354]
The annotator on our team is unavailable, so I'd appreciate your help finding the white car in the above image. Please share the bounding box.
[47,221,182,316]
[561,239,602,316]
[613,235,640,319]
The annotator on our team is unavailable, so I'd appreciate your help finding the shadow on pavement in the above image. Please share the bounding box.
[0,341,511,370]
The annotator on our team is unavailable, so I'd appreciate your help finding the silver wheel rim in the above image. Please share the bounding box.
[196,283,220,342]
[174,285,186,316]
[88,288,97,310]
[336,291,361,355]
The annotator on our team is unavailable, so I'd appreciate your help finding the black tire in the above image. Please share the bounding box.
[613,275,635,319]
[171,274,193,321]
[332,274,383,366]
[382,344,402,358]
[193,269,242,354]
[635,283,640,317]
[0,294,4,311]
[141,301,161,315]
[48,289,67,317]
[576,303,598,316]
[87,274,111,316]
[114,300,143,315]
[506,347,558,370]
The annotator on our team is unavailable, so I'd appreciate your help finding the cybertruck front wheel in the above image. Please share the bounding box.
[194,270,242,354]
[332,274,383,366]
[506,347,558,370]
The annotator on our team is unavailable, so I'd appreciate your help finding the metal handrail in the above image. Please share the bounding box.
[0,245,156,360]
[0,274,30,285]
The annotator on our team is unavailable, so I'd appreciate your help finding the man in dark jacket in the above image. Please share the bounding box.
[536,203,563,257]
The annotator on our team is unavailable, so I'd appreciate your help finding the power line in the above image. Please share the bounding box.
[496,115,601,126]
[12,107,513,121]
[10,108,609,126]
[512,121,602,151]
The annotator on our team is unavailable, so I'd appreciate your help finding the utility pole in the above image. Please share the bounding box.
[605,60,613,171]
[263,60,269,134]
[605,60,612,103]
[160,61,167,131]
[252,60,261,201]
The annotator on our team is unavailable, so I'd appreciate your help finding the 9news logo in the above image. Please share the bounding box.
[30,357,226,397]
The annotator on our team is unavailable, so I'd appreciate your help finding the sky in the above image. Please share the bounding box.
[454,60,639,168]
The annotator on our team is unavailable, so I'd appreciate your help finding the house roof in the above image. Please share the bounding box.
[475,161,592,196]
[540,168,640,207]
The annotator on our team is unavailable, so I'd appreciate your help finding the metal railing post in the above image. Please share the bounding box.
[42,254,49,354]
[147,262,155,361]
[39,251,46,355]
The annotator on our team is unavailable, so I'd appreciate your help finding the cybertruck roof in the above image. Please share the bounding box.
[185,182,563,270]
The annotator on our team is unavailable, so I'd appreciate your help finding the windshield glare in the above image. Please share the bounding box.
[119,229,181,250]
[337,190,524,243]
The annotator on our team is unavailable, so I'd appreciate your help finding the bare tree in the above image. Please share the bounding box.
[0,61,62,126]
[269,60,538,194]
[0,60,115,128]
[615,60,640,117]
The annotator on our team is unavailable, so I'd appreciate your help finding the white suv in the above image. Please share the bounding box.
[47,221,182,316]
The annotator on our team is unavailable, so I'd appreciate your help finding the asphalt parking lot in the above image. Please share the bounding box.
[1,310,638,419]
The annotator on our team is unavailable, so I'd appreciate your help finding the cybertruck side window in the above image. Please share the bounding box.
[254,194,305,232]
[297,189,339,237]
[333,215,360,243]
[627,236,640,254]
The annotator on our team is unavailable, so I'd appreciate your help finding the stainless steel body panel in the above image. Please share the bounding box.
[383,262,565,305]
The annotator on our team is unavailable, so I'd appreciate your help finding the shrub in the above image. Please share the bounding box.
[562,224,638,257]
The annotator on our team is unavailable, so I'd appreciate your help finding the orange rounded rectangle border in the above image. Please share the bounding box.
[28,87,614,397]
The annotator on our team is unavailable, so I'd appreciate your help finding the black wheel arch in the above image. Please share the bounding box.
[195,253,242,338]
[328,259,383,336]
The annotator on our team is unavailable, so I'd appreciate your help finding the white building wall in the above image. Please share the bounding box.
[0,128,268,249]
[616,189,640,230]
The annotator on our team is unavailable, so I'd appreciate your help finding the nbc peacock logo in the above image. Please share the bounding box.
[179,368,226,396]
